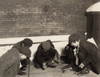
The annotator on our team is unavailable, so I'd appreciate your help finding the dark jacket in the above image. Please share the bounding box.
[78,40,100,74]
[0,48,20,77]
[0,40,32,77]
[33,43,57,69]
[12,41,31,71]
[61,43,76,65]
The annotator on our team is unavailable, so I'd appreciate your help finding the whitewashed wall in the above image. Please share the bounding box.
[0,35,70,60]
[0,35,97,60]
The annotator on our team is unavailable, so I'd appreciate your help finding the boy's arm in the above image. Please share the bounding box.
[78,49,91,68]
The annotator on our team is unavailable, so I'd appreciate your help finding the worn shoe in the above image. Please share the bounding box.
[18,71,26,75]
[20,67,26,71]
[47,64,56,68]
[72,65,82,72]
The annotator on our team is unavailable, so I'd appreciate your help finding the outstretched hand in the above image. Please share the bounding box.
[77,67,89,75]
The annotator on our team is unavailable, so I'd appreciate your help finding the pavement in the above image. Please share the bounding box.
[16,63,100,77]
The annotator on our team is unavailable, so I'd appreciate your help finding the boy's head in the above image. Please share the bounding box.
[22,38,33,47]
[69,34,80,47]
[42,41,51,51]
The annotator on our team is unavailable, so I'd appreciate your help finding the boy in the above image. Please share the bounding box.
[0,38,33,77]
[61,42,82,72]
[68,33,100,74]
[33,40,59,70]
[13,38,33,75]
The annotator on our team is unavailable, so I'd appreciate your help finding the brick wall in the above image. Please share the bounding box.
[0,0,93,38]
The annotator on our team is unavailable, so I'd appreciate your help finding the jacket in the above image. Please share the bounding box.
[78,40,100,74]
[0,48,20,77]
[33,44,57,69]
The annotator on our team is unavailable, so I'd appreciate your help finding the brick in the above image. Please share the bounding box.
[0,0,94,38]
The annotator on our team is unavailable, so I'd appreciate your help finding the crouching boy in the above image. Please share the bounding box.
[68,34,100,74]
[33,40,59,70]
[0,38,33,77]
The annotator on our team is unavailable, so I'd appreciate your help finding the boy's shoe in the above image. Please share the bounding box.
[18,70,26,75]
[20,66,26,70]
[47,64,56,68]
[72,65,82,72]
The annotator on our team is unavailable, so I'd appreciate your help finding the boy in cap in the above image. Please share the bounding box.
[33,40,58,70]
[13,38,33,75]
[61,43,82,72]
[67,33,100,74]
[0,38,33,77]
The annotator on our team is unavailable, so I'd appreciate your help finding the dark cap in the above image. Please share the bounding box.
[69,34,80,43]
[23,38,33,47]
[41,41,51,51]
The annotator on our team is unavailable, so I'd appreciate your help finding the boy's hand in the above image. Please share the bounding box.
[43,62,47,69]
[77,67,89,75]
[79,63,84,68]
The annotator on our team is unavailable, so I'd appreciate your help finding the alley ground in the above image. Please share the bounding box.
[16,63,99,77]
